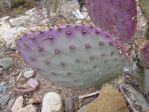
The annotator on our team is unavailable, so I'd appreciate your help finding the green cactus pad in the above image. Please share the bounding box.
[16,24,127,89]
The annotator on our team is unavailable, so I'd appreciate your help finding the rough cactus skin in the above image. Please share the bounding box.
[16,24,127,89]
[86,0,137,42]
[139,41,149,69]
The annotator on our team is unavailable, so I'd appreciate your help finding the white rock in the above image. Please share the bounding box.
[0,21,12,44]
[41,92,63,112]
[11,96,24,112]
[0,27,27,45]
[0,16,10,24]
[18,104,37,112]
[9,16,30,27]
[23,70,35,79]
[0,21,12,32]
[25,8,36,16]
[72,9,84,20]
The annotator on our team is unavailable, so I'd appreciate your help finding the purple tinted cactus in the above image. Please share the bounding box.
[139,41,149,69]
[16,24,127,89]
[86,0,137,42]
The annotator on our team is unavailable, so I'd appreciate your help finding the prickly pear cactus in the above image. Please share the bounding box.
[16,24,127,89]
[139,41,149,69]
[86,0,137,42]
[139,0,149,39]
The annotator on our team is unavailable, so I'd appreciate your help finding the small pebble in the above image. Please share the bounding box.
[27,78,39,89]
[23,70,35,79]
[41,92,63,112]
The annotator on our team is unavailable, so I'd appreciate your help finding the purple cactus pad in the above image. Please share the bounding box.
[86,0,137,42]
[16,24,127,89]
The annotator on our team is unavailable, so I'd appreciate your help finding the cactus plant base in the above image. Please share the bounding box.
[16,24,127,90]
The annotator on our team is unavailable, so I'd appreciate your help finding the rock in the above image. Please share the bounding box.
[0,84,7,93]
[72,9,85,19]
[64,97,73,112]
[27,78,39,89]
[11,96,24,112]
[0,21,11,33]
[23,70,35,79]
[25,8,36,16]
[0,16,10,24]
[78,84,129,112]
[0,58,14,70]
[18,104,37,112]
[0,21,12,44]
[0,94,10,108]
[9,16,30,27]
[7,98,16,111]
[0,27,27,45]
[41,92,63,112]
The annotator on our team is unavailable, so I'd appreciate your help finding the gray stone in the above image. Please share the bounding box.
[23,70,35,79]
[7,98,16,111]
[41,92,63,112]
[0,85,7,93]
[9,16,30,27]
[0,94,10,108]
[0,27,27,45]
[0,58,14,70]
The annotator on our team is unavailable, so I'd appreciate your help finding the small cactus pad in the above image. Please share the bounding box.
[17,24,127,89]
[139,41,149,69]
[86,0,137,42]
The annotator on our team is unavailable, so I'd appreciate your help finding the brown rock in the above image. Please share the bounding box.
[79,84,129,112]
